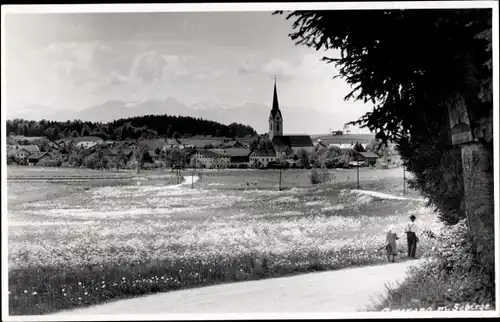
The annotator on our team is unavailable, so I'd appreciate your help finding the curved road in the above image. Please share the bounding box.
[53,259,424,315]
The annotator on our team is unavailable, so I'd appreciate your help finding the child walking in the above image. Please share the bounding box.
[385,225,400,262]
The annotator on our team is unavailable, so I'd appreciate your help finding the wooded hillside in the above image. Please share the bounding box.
[6,115,257,141]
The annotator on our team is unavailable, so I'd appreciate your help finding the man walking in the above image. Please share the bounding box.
[405,215,418,258]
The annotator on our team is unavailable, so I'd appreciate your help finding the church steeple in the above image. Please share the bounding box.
[272,77,280,114]
[269,76,283,140]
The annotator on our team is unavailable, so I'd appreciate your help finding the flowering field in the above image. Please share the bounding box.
[7,168,440,315]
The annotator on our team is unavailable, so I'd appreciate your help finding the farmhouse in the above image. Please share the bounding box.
[191,150,230,168]
[123,141,140,150]
[27,152,49,165]
[14,148,31,160]
[8,145,40,159]
[355,151,380,166]
[209,148,251,167]
[249,150,277,168]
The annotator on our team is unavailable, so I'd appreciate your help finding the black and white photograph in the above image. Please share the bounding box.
[1,1,498,320]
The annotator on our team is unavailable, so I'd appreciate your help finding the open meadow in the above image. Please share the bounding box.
[7,165,132,178]
[7,166,442,315]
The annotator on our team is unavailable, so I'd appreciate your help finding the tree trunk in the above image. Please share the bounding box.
[460,142,494,270]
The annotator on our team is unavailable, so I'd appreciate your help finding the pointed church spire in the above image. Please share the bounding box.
[272,75,280,112]
[269,76,283,140]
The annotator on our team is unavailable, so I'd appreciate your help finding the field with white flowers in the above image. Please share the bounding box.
[7,167,442,315]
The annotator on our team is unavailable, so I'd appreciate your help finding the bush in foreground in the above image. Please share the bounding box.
[373,220,495,311]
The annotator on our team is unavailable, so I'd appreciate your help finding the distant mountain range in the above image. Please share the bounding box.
[10,97,360,135]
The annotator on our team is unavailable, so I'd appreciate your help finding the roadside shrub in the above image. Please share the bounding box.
[309,167,331,184]
[7,156,17,165]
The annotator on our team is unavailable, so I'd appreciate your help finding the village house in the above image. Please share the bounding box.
[119,141,140,156]
[210,148,251,167]
[27,152,49,165]
[8,144,40,161]
[14,148,32,161]
[354,151,380,167]
[249,150,277,168]
[191,150,230,168]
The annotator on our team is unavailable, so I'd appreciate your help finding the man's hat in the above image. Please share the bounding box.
[409,215,416,220]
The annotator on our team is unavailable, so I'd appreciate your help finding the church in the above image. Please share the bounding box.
[268,79,315,159]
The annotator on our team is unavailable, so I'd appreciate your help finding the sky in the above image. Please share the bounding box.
[4,11,373,134]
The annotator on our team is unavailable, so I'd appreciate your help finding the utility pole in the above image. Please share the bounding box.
[357,163,360,189]
[192,163,195,189]
[403,165,406,195]
[278,168,282,191]
[136,152,141,175]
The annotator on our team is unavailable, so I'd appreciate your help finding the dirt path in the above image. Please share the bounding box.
[351,189,427,202]
[53,259,424,315]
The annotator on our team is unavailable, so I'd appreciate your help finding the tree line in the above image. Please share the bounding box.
[6,115,257,141]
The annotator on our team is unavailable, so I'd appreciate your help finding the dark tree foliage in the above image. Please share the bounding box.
[6,114,257,141]
[352,141,366,153]
[275,9,493,225]
[250,135,275,153]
